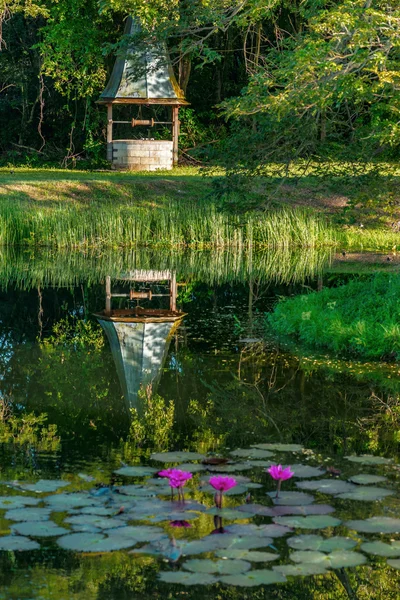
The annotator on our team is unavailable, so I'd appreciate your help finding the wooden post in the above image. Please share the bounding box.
[105,276,112,314]
[170,272,177,312]
[107,103,113,162]
[172,106,179,167]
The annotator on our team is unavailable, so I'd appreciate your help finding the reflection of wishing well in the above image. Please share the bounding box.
[95,270,185,410]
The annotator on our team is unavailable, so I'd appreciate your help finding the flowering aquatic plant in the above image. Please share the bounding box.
[267,464,294,498]
[209,475,237,508]
[158,468,192,501]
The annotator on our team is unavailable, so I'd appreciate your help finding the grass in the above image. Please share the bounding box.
[0,246,333,289]
[0,164,399,250]
[267,273,400,360]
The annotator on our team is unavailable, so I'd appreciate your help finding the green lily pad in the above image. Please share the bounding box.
[104,525,165,542]
[76,506,118,516]
[57,532,135,552]
[71,524,102,533]
[184,558,251,574]
[230,448,274,459]
[388,559,400,570]
[45,493,100,509]
[14,480,70,493]
[117,485,158,497]
[252,444,303,452]
[220,570,287,587]
[273,515,341,529]
[183,534,270,556]
[267,491,315,506]
[149,511,200,523]
[291,549,366,569]
[114,466,157,477]
[206,463,253,472]
[12,521,69,537]
[296,479,356,495]
[5,507,52,522]
[215,549,279,562]
[0,535,40,551]
[178,463,206,473]
[274,563,328,576]
[288,535,356,552]
[361,541,400,557]
[336,487,394,501]
[158,571,218,585]
[205,508,250,520]
[349,474,388,485]
[345,455,392,465]
[246,460,274,468]
[65,515,122,529]
[150,452,205,463]
[223,523,290,538]
[201,484,248,496]
[0,496,41,509]
[345,517,400,534]
[290,464,325,478]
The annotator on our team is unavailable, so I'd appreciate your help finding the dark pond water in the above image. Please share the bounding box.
[0,248,399,599]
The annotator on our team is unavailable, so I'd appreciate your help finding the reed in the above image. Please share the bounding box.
[0,200,336,250]
[0,246,333,290]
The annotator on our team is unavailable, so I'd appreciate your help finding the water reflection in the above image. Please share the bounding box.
[95,270,185,410]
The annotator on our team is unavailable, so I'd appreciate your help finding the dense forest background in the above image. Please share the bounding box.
[0,0,399,170]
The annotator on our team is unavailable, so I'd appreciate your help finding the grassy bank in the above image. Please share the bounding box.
[267,273,400,360]
[0,165,398,250]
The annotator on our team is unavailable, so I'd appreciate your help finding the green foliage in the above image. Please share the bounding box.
[268,273,400,359]
[129,386,174,451]
[0,399,60,449]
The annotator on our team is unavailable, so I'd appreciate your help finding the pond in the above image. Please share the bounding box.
[0,247,399,599]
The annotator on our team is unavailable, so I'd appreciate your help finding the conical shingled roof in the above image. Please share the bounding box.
[99,17,188,104]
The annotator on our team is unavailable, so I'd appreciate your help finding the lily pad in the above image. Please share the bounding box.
[45,493,100,509]
[345,517,400,534]
[149,511,200,523]
[76,506,117,516]
[57,532,135,552]
[201,484,248,496]
[158,571,218,585]
[0,535,40,551]
[14,480,70,493]
[252,443,303,452]
[215,549,279,562]
[220,570,286,587]
[12,521,69,537]
[178,463,206,473]
[267,491,315,506]
[150,452,205,463]
[296,479,357,495]
[184,558,251,574]
[273,515,341,529]
[274,563,328,576]
[117,485,158,497]
[5,507,52,522]
[361,541,400,557]
[114,466,157,477]
[345,455,392,465]
[288,535,356,553]
[336,487,394,502]
[349,474,388,485]
[290,464,325,478]
[205,507,250,520]
[182,534,271,556]
[104,525,165,542]
[246,460,274,468]
[206,463,253,472]
[65,515,122,530]
[223,523,290,538]
[0,496,41,509]
[261,505,335,517]
[230,448,274,459]
[388,559,400,570]
[291,549,366,569]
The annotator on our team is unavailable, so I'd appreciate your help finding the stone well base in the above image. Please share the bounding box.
[110,140,173,171]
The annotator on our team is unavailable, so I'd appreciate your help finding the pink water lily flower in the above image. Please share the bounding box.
[267,464,294,498]
[159,468,192,501]
[209,476,237,509]
[268,465,294,481]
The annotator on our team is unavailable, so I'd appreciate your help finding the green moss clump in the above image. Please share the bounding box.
[268,274,400,360]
